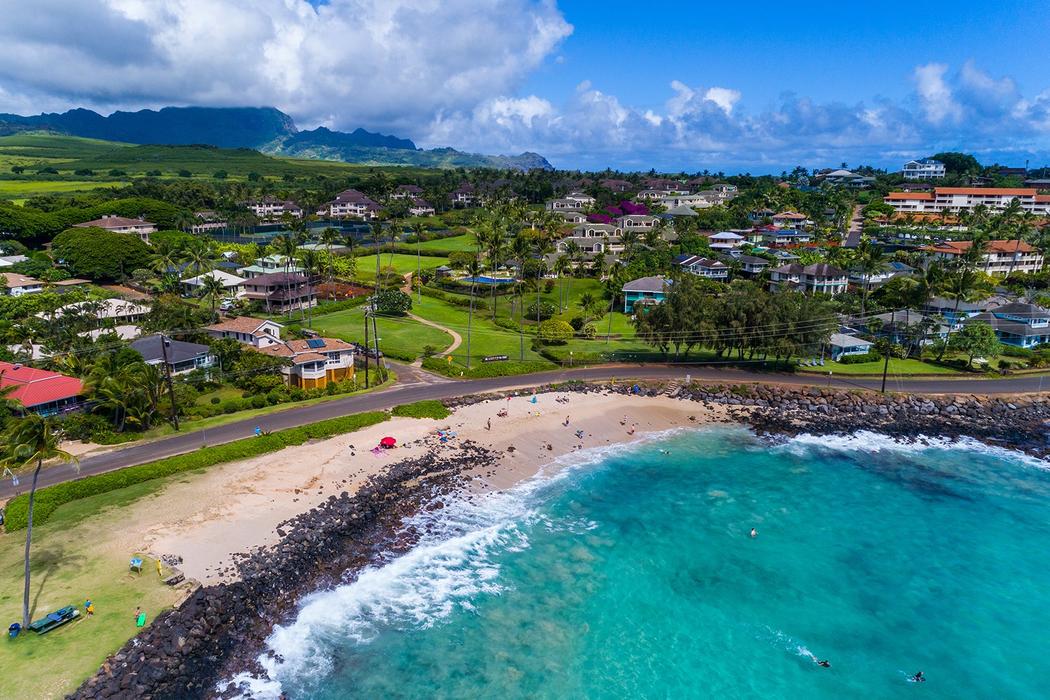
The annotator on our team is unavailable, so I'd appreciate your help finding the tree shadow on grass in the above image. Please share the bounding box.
[27,545,87,621]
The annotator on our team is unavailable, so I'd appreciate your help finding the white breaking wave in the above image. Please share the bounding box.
[779,430,1049,469]
[217,428,723,698]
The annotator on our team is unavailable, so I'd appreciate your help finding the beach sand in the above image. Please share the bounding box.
[108,390,741,585]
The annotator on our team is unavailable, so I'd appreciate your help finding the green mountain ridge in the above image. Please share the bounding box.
[0,106,552,171]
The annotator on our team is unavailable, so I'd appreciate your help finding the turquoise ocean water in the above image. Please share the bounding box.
[228,427,1050,699]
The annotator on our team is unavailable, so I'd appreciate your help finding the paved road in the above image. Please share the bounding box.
[2,362,1047,500]
[843,204,864,248]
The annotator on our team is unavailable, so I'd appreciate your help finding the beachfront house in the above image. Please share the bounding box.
[205,316,284,349]
[622,276,669,313]
[0,360,83,415]
[828,333,874,361]
[131,335,216,376]
[258,338,356,389]
[963,302,1050,348]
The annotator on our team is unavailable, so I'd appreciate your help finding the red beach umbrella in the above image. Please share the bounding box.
[380,436,397,447]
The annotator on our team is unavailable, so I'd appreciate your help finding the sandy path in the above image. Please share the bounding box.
[109,391,741,585]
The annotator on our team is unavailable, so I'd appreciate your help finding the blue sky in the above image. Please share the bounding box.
[2,1,1048,173]
[524,1,1046,115]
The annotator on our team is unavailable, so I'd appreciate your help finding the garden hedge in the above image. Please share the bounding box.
[4,411,389,531]
[422,357,555,379]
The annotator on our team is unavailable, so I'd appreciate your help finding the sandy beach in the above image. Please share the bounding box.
[102,390,740,585]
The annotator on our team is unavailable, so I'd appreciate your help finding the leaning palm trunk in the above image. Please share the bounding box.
[22,458,42,628]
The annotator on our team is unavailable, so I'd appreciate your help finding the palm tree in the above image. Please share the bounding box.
[199,274,227,319]
[298,248,322,326]
[562,239,582,309]
[464,252,481,369]
[412,221,427,303]
[369,221,385,297]
[182,240,212,280]
[1,415,78,629]
[851,239,887,319]
[319,226,341,283]
[553,255,571,312]
[270,230,302,319]
[1005,211,1036,278]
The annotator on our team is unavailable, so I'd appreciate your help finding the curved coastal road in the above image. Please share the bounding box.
[2,363,1048,500]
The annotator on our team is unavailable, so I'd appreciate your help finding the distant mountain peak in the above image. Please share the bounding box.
[0,105,552,171]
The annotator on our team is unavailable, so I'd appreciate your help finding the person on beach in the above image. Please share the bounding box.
[84,599,94,616]
[486,418,491,431]
[627,425,636,435]
[620,416,627,426]
[750,528,758,538]
[564,416,570,426]
[911,671,925,683]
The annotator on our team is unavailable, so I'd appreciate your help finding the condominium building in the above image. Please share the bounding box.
[884,188,1050,215]
[920,240,1044,275]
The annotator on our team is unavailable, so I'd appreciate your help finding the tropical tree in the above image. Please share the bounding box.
[198,273,227,319]
[319,226,341,282]
[851,239,887,319]
[2,415,78,629]
[464,252,481,369]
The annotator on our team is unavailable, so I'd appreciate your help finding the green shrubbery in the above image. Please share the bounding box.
[538,347,607,365]
[4,411,390,531]
[837,351,882,365]
[422,357,555,378]
[391,400,451,419]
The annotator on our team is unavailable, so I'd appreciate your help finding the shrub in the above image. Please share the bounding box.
[526,300,556,321]
[375,288,412,315]
[220,399,243,414]
[581,323,597,339]
[538,319,574,344]
[4,411,391,531]
[210,397,221,405]
[569,316,586,331]
[60,413,113,443]
[421,357,554,378]
[250,395,267,409]
[392,400,451,419]
[838,351,882,364]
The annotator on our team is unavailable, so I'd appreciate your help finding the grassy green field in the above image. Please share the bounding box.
[354,253,450,279]
[801,357,969,376]
[0,132,441,181]
[0,179,126,200]
[312,306,453,360]
[0,486,184,698]
[414,234,477,252]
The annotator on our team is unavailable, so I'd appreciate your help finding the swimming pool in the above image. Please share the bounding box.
[462,276,516,285]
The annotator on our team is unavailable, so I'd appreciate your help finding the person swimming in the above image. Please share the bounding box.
[817,659,830,668]
[750,528,758,538]
[911,671,925,683]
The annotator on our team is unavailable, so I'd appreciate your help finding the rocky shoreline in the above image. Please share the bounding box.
[70,441,499,700]
[70,382,1050,699]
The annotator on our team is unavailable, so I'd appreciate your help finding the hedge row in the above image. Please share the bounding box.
[422,357,555,379]
[4,411,390,531]
[391,400,451,420]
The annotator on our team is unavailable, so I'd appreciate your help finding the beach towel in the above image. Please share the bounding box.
[136,612,147,627]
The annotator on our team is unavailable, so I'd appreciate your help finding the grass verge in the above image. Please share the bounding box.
[391,400,451,420]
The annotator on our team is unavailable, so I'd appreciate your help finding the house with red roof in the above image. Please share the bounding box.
[0,361,83,415]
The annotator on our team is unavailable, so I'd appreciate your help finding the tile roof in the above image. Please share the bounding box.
[74,216,154,228]
[934,187,1036,196]
[206,316,281,335]
[258,337,355,359]
[886,192,934,200]
[0,361,83,408]
[923,239,1037,254]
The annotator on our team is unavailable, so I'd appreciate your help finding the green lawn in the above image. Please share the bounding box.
[354,253,450,279]
[0,488,183,698]
[312,306,453,361]
[801,358,963,375]
[414,234,477,252]
[410,293,549,364]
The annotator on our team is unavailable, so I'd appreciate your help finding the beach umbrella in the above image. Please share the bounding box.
[380,436,397,447]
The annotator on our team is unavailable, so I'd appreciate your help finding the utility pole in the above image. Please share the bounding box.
[363,308,371,388]
[159,335,180,431]
[880,308,894,394]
